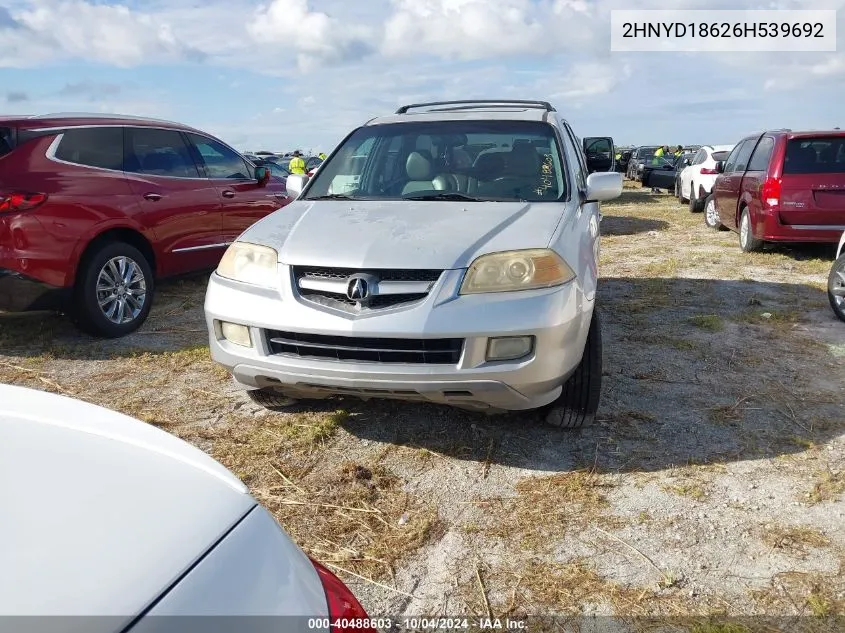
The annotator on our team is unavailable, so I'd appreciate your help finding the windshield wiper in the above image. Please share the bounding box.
[403,192,482,202]
[307,193,359,200]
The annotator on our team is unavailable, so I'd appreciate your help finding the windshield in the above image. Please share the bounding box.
[637,147,658,159]
[783,137,845,174]
[303,120,567,202]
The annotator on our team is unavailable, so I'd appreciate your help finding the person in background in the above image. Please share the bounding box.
[318,152,327,160]
[289,150,306,175]
[651,145,668,192]
[674,145,684,157]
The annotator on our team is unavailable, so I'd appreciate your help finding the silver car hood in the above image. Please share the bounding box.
[0,385,256,619]
[238,199,566,269]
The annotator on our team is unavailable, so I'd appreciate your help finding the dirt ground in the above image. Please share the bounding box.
[1,185,844,631]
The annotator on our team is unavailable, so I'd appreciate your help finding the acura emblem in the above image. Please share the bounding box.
[347,276,369,301]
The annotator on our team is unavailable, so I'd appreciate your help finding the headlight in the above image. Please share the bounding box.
[216,242,279,288]
[459,249,575,295]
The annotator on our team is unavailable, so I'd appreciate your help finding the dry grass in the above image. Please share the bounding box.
[760,525,832,557]
[192,411,441,580]
[805,470,845,505]
[484,469,615,550]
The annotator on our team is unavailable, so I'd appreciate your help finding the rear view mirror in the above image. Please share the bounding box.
[255,166,271,186]
[286,174,309,198]
[584,172,623,202]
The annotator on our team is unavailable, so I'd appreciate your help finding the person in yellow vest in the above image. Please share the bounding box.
[674,145,684,157]
[318,153,327,160]
[289,150,306,175]
[651,145,668,192]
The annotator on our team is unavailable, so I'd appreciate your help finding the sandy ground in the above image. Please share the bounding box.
[1,185,843,630]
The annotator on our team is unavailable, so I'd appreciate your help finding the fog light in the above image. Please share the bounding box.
[220,321,252,347]
[486,336,533,361]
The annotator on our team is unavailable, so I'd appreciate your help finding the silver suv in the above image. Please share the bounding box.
[204,100,622,428]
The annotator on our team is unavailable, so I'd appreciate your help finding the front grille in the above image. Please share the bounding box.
[266,330,463,364]
[291,266,443,312]
[293,266,442,283]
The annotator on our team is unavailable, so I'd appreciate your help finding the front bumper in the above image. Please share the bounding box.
[0,268,68,312]
[204,268,593,412]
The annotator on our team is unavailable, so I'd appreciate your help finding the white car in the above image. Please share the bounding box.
[677,144,735,211]
[0,384,373,632]
[203,99,622,429]
[830,230,845,322]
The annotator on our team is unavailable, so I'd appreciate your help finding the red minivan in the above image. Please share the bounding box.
[706,130,845,252]
[0,114,292,337]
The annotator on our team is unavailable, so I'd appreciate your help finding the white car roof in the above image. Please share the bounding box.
[367,107,552,126]
[0,385,255,618]
[709,144,735,152]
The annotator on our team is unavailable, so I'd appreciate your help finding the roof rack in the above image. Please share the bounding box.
[395,100,555,114]
[29,112,183,125]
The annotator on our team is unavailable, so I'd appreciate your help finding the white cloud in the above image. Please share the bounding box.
[382,0,599,59]
[246,0,374,71]
[0,0,200,67]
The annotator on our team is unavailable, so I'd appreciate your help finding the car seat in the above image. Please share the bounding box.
[401,151,452,195]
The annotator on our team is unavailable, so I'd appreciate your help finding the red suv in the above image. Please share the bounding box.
[706,129,845,252]
[0,114,291,337]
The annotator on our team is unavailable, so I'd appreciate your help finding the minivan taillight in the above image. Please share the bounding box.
[0,191,47,214]
[761,176,782,209]
[700,167,718,175]
[311,559,377,633]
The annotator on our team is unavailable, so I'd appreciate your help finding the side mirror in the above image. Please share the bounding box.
[255,166,271,187]
[715,161,725,173]
[584,172,623,202]
[286,173,309,198]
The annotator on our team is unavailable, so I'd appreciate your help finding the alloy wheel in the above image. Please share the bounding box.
[96,256,147,324]
[705,198,719,226]
[832,260,845,312]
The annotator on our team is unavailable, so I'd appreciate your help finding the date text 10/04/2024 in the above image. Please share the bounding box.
[307,617,528,630]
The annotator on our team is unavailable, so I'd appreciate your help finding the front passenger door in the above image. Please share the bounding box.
[713,141,748,231]
[185,134,289,242]
[583,137,615,173]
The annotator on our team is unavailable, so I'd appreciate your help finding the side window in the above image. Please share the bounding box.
[732,140,756,173]
[186,134,251,179]
[692,149,706,165]
[561,122,586,190]
[54,127,123,171]
[723,141,746,173]
[124,128,200,178]
[747,136,774,171]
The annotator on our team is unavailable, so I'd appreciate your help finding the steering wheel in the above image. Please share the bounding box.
[377,177,407,195]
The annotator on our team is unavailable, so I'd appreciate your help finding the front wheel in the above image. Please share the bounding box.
[828,254,845,322]
[73,242,154,338]
[542,310,602,429]
[739,208,763,252]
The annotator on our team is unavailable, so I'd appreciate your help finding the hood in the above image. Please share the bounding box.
[238,199,566,269]
[0,385,255,619]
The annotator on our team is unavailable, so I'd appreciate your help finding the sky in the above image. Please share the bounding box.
[1,0,844,154]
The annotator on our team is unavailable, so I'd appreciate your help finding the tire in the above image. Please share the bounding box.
[247,388,298,409]
[739,207,763,252]
[828,253,845,322]
[689,184,704,212]
[543,309,603,429]
[73,241,154,338]
[703,194,726,230]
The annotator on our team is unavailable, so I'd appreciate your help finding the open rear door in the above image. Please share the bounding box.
[583,137,615,173]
